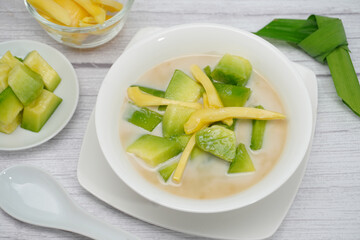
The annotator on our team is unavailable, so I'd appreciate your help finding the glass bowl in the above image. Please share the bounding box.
[24,0,134,48]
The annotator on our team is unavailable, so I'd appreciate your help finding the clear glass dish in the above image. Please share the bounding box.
[24,0,134,48]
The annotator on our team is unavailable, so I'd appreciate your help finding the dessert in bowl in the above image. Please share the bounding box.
[95,24,312,213]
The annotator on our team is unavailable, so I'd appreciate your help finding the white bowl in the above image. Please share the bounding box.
[95,24,312,213]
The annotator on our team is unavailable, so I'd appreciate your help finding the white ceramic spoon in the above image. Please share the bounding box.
[0,165,138,240]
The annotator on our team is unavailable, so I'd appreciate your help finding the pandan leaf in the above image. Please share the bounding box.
[255,15,360,117]
[298,16,347,63]
[327,47,360,116]
[255,18,317,43]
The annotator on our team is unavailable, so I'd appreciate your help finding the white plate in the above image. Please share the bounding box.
[77,28,318,239]
[0,40,79,151]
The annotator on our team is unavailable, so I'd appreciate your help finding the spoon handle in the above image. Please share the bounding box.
[62,209,138,240]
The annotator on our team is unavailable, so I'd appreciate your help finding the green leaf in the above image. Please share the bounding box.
[255,15,360,117]
[298,16,347,63]
[255,18,317,43]
[326,47,360,116]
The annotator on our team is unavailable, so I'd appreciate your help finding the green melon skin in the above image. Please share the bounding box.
[195,125,236,162]
[0,112,21,134]
[211,54,252,86]
[213,82,251,107]
[8,64,44,106]
[131,85,165,98]
[0,87,23,125]
[162,70,203,138]
[24,51,61,92]
[127,134,182,167]
[228,143,255,173]
[21,89,62,132]
[0,63,11,93]
[0,51,21,68]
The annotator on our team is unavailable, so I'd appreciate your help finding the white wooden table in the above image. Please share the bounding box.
[1,0,360,239]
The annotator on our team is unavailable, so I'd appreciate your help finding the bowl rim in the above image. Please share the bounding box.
[24,0,134,33]
[95,23,313,213]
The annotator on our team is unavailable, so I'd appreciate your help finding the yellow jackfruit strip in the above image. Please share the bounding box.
[202,93,209,108]
[82,16,98,24]
[37,10,65,25]
[92,0,123,12]
[184,107,286,134]
[27,0,72,26]
[172,134,196,183]
[191,64,233,126]
[53,0,90,27]
[127,87,203,109]
[73,0,106,24]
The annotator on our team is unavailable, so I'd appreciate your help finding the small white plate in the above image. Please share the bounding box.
[77,28,318,239]
[0,40,79,151]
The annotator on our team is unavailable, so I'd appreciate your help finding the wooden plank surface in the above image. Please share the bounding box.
[1,0,360,239]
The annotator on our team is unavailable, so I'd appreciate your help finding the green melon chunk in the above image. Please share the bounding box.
[127,134,182,167]
[162,105,195,138]
[164,70,203,101]
[8,64,44,106]
[24,51,61,92]
[0,63,11,93]
[211,54,252,86]
[190,146,208,160]
[213,82,251,107]
[169,134,192,150]
[195,125,236,162]
[250,105,267,150]
[125,103,162,132]
[228,143,255,173]
[0,112,21,134]
[0,87,23,125]
[21,89,62,132]
[0,51,21,68]
[162,70,202,138]
[158,161,179,182]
